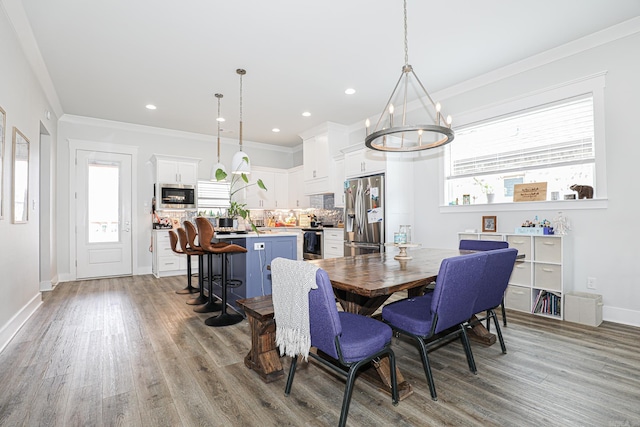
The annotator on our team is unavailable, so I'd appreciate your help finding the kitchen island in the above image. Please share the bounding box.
[204,231,298,310]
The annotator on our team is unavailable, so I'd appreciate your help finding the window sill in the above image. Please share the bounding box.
[439,198,608,213]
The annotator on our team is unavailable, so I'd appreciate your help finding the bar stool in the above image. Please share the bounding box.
[183,221,208,306]
[168,229,198,295]
[176,227,208,305]
[184,220,224,312]
[196,217,247,327]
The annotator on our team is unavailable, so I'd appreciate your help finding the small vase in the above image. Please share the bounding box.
[486,193,495,203]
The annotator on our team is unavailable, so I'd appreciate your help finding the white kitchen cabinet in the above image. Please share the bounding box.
[333,157,345,208]
[150,154,199,184]
[152,230,198,278]
[323,228,344,259]
[245,167,289,209]
[288,166,309,209]
[303,135,331,194]
[300,122,349,195]
[344,148,386,178]
[458,232,571,320]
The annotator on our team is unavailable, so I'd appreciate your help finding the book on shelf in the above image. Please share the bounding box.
[533,290,562,316]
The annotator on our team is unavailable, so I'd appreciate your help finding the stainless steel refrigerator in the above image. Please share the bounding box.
[344,174,384,256]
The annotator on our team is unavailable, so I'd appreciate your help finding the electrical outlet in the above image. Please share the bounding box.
[587,277,597,289]
[254,242,265,251]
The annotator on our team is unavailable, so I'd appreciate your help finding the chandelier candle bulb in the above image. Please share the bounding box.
[365,118,370,136]
[389,104,394,127]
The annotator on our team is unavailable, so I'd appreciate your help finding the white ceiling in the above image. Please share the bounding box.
[17,0,640,147]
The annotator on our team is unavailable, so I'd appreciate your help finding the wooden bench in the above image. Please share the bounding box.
[236,295,283,383]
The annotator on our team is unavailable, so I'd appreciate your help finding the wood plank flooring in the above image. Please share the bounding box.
[1,275,639,426]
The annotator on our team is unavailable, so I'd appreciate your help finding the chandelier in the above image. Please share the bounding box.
[365,0,454,152]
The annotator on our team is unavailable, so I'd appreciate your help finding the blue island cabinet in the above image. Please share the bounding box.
[205,233,297,310]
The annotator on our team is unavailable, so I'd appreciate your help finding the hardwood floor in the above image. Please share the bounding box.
[1,275,638,426]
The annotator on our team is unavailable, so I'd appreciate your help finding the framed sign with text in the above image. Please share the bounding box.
[513,182,547,202]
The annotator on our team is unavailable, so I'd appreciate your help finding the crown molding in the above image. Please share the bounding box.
[59,114,297,153]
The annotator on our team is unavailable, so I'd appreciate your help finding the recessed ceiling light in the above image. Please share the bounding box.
[216,117,225,122]
[345,88,356,95]
[146,104,157,110]
[302,111,311,117]
[272,128,280,133]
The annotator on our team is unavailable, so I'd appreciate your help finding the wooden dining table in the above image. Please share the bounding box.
[308,247,478,400]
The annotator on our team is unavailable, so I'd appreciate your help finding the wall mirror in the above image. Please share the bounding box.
[12,127,29,224]
[0,106,5,220]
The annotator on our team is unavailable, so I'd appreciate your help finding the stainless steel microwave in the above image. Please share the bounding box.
[156,183,196,209]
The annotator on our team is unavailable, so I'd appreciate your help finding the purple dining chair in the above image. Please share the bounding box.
[281,267,399,427]
[382,252,488,401]
[459,239,510,328]
[469,248,518,354]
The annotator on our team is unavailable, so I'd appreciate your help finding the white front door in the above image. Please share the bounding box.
[75,150,133,279]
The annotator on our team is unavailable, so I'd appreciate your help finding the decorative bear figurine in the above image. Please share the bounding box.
[570,184,594,199]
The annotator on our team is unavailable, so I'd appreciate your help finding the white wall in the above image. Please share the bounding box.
[0,5,58,350]
[408,30,640,326]
[56,116,299,280]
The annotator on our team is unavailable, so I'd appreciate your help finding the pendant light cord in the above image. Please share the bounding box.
[237,69,245,152]
[216,94,222,162]
[403,0,409,66]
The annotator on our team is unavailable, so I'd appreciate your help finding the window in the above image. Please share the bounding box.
[444,75,605,205]
[88,162,120,243]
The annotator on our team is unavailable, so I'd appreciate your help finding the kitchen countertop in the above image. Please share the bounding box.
[215,231,300,238]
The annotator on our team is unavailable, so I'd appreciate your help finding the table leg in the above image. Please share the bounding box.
[467,314,496,346]
[243,313,284,383]
[332,289,391,317]
[367,356,413,400]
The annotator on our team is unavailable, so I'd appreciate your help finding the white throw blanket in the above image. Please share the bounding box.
[271,257,319,360]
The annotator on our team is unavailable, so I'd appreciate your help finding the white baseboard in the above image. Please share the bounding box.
[0,293,42,354]
[603,306,640,327]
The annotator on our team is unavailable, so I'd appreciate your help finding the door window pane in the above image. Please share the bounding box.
[88,162,119,243]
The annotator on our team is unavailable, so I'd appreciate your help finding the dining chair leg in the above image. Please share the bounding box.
[387,351,399,405]
[284,356,298,396]
[459,324,477,374]
[501,297,507,326]
[339,359,368,427]
[491,310,507,354]
[416,338,437,401]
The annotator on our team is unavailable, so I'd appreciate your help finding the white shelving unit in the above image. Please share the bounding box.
[458,232,571,320]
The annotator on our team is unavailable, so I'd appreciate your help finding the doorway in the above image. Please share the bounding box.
[69,140,138,280]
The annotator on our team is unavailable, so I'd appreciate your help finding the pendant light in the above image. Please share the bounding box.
[210,93,227,180]
[364,0,454,152]
[230,68,250,174]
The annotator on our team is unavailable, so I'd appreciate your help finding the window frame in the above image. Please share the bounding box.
[440,72,607,212]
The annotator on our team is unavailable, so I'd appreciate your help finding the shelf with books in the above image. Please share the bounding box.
[459,232,571,320]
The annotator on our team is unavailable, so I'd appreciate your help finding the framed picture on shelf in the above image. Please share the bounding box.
[482,215,497,232]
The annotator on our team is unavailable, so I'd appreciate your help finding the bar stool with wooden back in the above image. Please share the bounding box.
[168,229,198,295]
[195,217,247,327]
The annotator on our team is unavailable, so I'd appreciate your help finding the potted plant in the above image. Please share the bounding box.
[213,156,267,233]
[474,177,495,203]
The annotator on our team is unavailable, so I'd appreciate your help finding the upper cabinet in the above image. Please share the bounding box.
[245,167,289,209]
[288,166,309,209]
[344,147,386,178]
[300,122,348,195]
[333,156,345,208]
[150,154,200,184]
[303,135,330,183]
